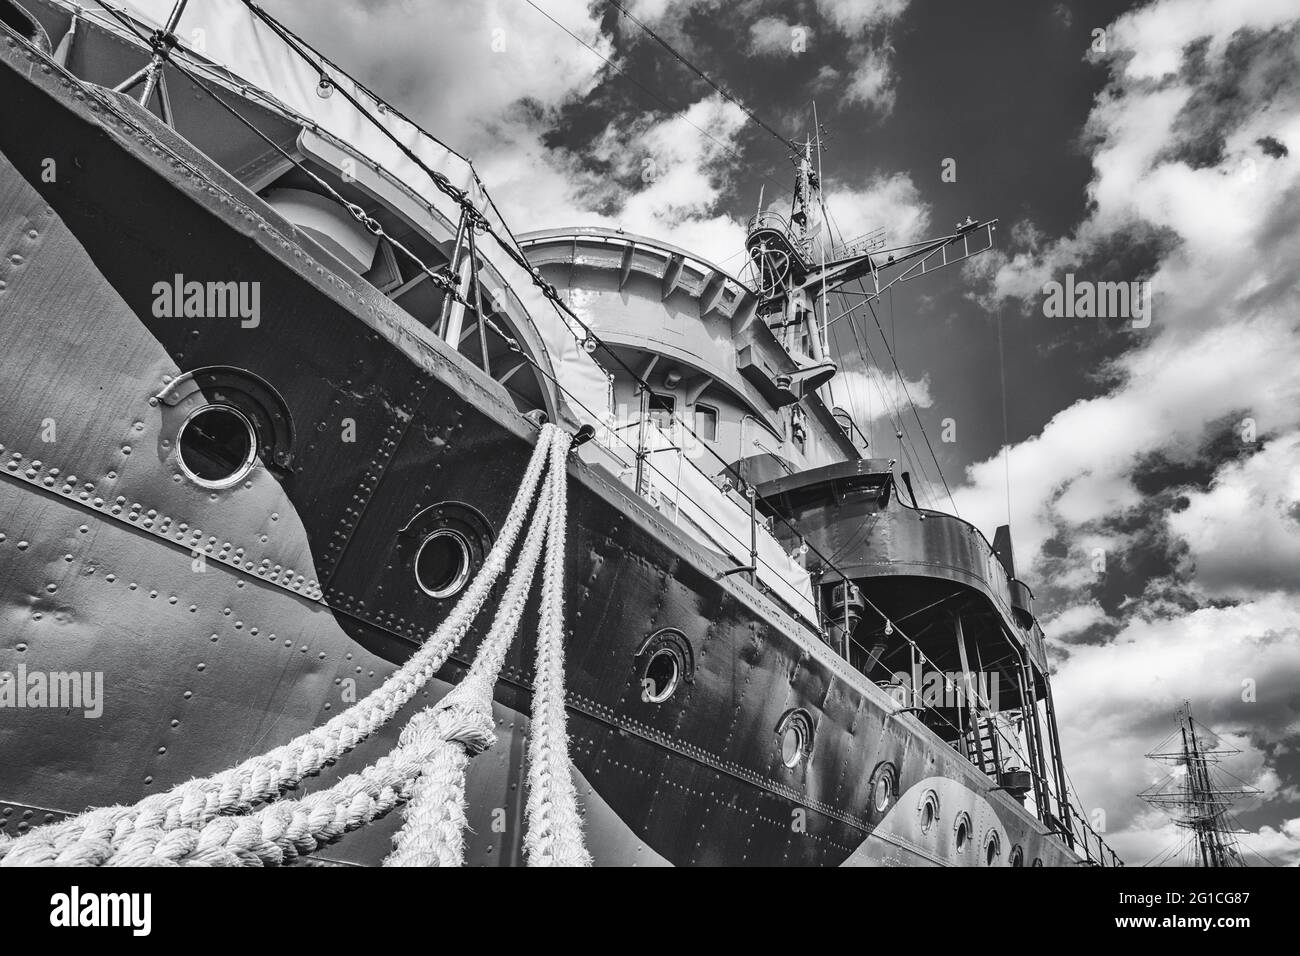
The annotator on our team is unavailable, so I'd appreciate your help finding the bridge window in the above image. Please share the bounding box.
[693,404,718,442]
[648,393,675,431]
[789,405,807,454]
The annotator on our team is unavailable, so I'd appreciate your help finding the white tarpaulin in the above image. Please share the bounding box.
[80,0,611,424]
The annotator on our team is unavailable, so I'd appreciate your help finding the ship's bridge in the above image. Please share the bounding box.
[518,227,859,487]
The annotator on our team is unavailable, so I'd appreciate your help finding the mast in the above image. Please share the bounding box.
[1140,702,1258,866]
[742,114,998,409]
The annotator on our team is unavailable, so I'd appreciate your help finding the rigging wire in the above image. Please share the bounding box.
[883,286,942,509]
[517,0,798,216]
[997,312,1012,527]
[605,0,796,151]
[818,206,921,484]
[818,202,942,508]
[865,293,959,516]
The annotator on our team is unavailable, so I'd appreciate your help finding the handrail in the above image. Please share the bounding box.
[745,210,794,235]
[1064,802,1124,867]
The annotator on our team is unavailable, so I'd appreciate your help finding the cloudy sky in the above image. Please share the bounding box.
[262,0,1300,866]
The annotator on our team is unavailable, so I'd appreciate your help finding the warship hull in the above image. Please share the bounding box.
[0,16,1080,866]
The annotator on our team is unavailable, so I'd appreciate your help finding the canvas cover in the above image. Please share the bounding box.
[80,0,611,424]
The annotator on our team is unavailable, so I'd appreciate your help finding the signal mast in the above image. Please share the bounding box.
[742,119,999,406]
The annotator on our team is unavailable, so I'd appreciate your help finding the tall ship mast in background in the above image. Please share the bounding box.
[0,0,1121,866]
[1140,703,1261,867]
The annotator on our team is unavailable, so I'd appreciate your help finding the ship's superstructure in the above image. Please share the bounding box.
[0,0,1120,865]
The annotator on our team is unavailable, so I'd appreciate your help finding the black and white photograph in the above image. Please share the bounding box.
[0,0,1294,928]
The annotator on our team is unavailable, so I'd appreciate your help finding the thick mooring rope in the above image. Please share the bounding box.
[0,424,589,867]
[384,442,561,867]
[524,429,592,866]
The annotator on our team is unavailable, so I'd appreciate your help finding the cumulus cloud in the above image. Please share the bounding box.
[842,43,898,114]
[625,1,911,115]
[812,0,910,114]
[824,172,931,247]
[955,0,1300,864]
[264,0,611,155]
[1041,602,1110,641]
[1170,433,1300,599]
[748,16,810,57]
[832,366,933,429]
[586,96,751,260]
[814,0,911,35]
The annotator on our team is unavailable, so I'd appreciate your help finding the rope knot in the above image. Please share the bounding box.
[402,675,496,757]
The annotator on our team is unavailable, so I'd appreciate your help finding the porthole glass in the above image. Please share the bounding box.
[775,709,813,769]
[955,814,971,853]
[641,647,680,703]
[1010,845,1024,867]
[781,721,806,768]
[864,762,898,823]
[177,404,257,488]
[985,831,1002,866]
[919,790,939,834]
[874,776,891,812]
[415,528,472,598]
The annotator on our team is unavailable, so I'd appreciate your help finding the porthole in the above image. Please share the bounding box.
[873,776,891,812]
[176,404,257,488]
[400,502,493,602]
[954,813,971,854]
[158,367,295,479]
[633,628,694,705]
[781,722,806,767]
[918,790,939,835]
[985,830,1002,866]
[641,647,680,703]
[1032,857,1044,867]
[865,761,898,824]
[775,709,814,769]
[1009,845,1024,867]
[414,528,472,599]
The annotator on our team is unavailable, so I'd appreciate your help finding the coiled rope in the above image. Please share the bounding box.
[0,424,589,866]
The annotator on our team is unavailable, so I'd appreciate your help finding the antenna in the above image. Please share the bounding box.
[813,102,834,408]
[1139,702,1260,867]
